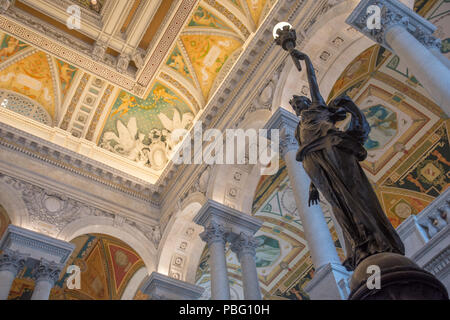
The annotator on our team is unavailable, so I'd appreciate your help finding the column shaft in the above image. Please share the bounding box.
[209,240,230,300]
[239,252,261,300]
[200,222,230,300]
[0,269,16,300]
[31,279,53,300]
[385,26,450,114]
[284,148,341,270]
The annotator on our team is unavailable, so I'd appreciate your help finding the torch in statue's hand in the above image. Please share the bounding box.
[273,22,303,72]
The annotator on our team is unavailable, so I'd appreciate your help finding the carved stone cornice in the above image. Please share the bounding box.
[346,0,441,51]
[0,249,28,275]
[199,221,227,245]
[0,121,159,203]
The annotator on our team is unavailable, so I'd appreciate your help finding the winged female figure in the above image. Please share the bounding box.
[289,50,405,270]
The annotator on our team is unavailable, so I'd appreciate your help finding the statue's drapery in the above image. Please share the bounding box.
[289,51,405,271]
[296,103,405,270]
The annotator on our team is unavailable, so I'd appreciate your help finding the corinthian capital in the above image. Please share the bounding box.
[230,233,262,258]
[199,221,227,245]
[0,249,27,275]
[32,259,64,285]
[346,0,441,51]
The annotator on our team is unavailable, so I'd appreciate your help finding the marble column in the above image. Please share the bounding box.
[194,200,263,300]
[199,221,230,300]
[0,250,27,300]
[231,233,261,300]
[346,0,450,116]
[265,108,351,300]
[31,259,63,300]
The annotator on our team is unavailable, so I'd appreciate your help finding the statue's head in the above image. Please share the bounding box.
[289,95,311,116]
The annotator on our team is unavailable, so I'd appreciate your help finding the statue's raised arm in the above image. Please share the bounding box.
[290,50,326,107]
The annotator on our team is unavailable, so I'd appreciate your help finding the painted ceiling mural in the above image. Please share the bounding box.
[0,31,78,125]
[327,0,449,228]
[98,82,195,171]
[194,159,345,300]
[0,0,277,177]
[96,1,275,172]
[0,228,145,300]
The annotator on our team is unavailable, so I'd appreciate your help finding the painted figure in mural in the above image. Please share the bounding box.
[289,50,405,271]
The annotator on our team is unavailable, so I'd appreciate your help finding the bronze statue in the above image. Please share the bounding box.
[289,49,405,271]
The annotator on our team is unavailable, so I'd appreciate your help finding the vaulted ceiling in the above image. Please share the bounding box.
[0,0,277,183]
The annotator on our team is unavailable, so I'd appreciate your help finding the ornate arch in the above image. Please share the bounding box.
[58,215,157,272]
[157,196,206,283]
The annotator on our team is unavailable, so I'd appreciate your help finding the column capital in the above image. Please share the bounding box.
[0,249,27,275]
[31,259,63,285]
[264,108,299,158]
[199,221,228,245]
[230,233,262,258]
[346,0,441,51]
[194,199,263,237]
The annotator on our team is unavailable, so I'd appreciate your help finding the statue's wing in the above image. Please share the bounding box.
[330,95,370,144]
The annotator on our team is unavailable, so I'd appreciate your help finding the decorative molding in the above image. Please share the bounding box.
[85,84,114,141]
[60,73,90,130]
[0,120,160,201]
[346,0,441,51]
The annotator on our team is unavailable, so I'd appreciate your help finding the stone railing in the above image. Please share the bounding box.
[416,188,450,240]
[397,188,449,255]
